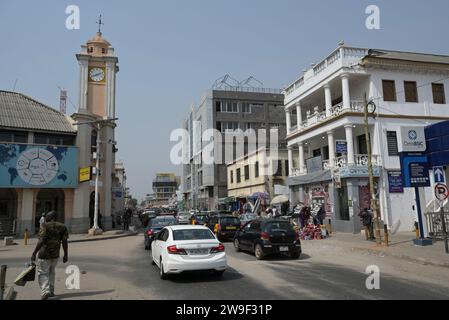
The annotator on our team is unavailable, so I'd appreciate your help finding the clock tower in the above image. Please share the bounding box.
[71,25,119,233]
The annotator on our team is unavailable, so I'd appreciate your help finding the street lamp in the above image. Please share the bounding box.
[73,118,118,235]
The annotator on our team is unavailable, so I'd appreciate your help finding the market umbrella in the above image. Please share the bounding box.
[270,194,289,205]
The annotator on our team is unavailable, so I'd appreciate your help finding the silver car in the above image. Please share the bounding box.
[177,212,191,225]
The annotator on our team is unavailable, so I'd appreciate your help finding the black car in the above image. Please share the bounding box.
[233,219,301,260]
[207,214,241,241]
[144,216,177,250]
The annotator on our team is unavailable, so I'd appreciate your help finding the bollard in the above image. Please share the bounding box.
[0,265,7,301]
[414,221,420,240]
[384,224,389,247]
[328,219,332,234]
[24,229,29,245]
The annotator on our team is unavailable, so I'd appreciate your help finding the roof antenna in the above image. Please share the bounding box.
[12,78,18,91]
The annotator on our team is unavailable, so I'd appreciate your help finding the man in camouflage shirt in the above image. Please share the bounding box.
[31,210,69,300]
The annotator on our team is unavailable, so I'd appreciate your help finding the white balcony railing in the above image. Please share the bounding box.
[285,46,369,96]
[293,100,364,134]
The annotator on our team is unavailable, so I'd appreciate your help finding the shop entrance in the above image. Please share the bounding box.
[35,189,65,232]
[0,189,17,236]
[337,182,350,221]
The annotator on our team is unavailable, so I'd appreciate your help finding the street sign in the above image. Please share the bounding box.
[387,171,404,193]
[435,183,449,202]
[79,167,92,183]
[400,152,431,188]
[433,166,446,184]
[335,140,347,154]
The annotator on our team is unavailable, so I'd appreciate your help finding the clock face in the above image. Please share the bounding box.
[89,67,105,82]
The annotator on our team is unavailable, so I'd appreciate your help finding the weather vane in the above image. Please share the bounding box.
[96,14,104,34]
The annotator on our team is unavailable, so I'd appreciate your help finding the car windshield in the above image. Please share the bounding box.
[173,229,215,241]
[151,218,176,227]
[242,214,256,220]
[179,213,190,218]
[196,215,208,221]
[264,221,293,233]
[220,217,240,225]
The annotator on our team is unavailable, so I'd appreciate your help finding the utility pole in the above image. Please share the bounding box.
[363,94,382,245]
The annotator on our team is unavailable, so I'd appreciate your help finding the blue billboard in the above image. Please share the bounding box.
[0,144,78,188]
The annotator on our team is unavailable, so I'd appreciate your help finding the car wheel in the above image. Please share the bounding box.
[151,257,156,265]
[291,252,300,259]
[254,244,265,260]
[160,259,168,280]
[233,239,241,252]
[213,270,225,277]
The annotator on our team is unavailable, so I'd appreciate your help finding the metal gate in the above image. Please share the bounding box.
[425,212,449,239]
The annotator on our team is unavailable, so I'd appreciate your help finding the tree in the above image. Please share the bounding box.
[128,198,138,208]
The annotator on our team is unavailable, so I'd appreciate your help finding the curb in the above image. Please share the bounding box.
[303,239,449,269]
[68,231,139,243]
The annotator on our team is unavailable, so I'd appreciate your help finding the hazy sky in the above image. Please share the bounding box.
[1,0,448,200]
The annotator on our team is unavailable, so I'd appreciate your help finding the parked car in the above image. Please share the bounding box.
[239,213,258,226]
[151,225,227,279]
[233,219,301,260]
[190,213,209,225]
[144,216,177,250]
[177,211,191,225]
[207,214,241,241]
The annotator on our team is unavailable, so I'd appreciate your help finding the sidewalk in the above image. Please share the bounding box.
[2,229,139,249]
[303,231,449,268]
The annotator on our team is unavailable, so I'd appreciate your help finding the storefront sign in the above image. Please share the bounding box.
[79,167,92,183]
[0,144,78,188]
[339,166,381,178]
[387,171,404,193]
[335,140,348,154]
[399,126,426,152]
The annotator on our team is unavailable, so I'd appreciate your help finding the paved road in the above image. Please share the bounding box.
[2,234,449,300]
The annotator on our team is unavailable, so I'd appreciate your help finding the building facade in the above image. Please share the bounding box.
[0,30,119,237]
[151,173,180,206]
[181,83,285,211]
[227,148,289,200]
[284,44,449,233]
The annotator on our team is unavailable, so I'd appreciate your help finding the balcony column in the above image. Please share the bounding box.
[285,108,292,134]
[344,124,355,165]
[341,73,351,110]
[324,83,332,117]
[298,142,306,174]
[327,130,335,167]
[287,146,293,176]
[295,101,302,128]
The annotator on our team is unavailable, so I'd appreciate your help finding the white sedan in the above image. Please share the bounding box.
[151,225,227,279]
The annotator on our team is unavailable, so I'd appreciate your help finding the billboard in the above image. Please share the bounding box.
[0,144,78,188]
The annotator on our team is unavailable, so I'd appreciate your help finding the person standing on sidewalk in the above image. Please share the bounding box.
[31,210,69,300]
[359,208,375,241]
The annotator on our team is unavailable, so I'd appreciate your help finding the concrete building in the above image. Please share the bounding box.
[0,30,119,237]
[284,44,449,233]
[182,77,285,210]
[151,173,180,206]
[112,162,127,216]
[227,148,289,201]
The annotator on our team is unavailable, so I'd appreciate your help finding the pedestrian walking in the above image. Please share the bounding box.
[315,205,326,226]
[359,208,375,240]
[123,207,132,231]
[31,210,69,300]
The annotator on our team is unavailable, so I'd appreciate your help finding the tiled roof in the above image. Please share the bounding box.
[0,91,76,133]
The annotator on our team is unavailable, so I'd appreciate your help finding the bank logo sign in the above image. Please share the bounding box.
[0,144,78,188]
[399,126,426,152]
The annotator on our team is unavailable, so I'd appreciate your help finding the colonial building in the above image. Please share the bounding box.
[0,30,119,237]
[284,44,449,233]
[181,77,285,211]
